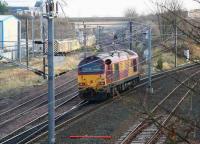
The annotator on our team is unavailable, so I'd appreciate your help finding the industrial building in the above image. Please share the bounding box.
[0,15,21,60]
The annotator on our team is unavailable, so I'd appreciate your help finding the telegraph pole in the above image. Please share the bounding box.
[83,22,87,58]
[42,25,46,79]
[147,27,153,93]
[46,0,56,143]
[174,26,177,67]
[26,18,29,68]
[17,21,21,62]
[40,0,46,79]
[98,26,100,46]
[129,21,133,50]
[32,12,35,57]
[40,0,44,41]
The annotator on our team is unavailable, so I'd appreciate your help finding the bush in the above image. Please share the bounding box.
[156,56,163,70]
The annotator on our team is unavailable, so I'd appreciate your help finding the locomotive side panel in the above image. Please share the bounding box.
[105,64,113,84]
[119,60,129,80]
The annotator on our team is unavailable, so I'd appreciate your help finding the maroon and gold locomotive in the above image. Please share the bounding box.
[78,50,140,101]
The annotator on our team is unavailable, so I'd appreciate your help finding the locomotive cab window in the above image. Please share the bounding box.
[106,64,113,81]
[114,63,119,81]
[133,59,137,72]
[78,59,104,74]
[107,64,112,72]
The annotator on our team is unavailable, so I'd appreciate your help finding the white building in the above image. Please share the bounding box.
[188,9,200,19]
[0,15,21,60]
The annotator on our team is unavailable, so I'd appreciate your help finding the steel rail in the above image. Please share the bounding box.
[2,100,87,144]
[0,78,77,120]
[27,97,118,144]
[120,66,200,144]
[146,83,198,144]
[0,78,76,117]
[27,64,199,144]
[0,83,78,127]
[0,91,79,144]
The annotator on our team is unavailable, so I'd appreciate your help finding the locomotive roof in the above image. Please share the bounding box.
[96,50,138,63]
[79,50,139,67]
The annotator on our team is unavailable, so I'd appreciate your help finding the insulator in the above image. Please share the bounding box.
[49,2,54,12]
[46,2,49,13]
[56,1,59,14]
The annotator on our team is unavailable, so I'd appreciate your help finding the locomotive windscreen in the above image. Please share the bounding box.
[78,57,104,74]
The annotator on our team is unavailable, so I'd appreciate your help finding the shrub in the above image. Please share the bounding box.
[156,56,163,70]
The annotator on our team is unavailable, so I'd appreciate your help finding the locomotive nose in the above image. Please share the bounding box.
[78,75,105,89]
[88,79,98,88]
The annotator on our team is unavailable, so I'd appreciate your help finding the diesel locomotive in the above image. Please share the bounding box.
[78,50,140,101]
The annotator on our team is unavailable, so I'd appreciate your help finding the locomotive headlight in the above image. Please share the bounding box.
[79,83,86,86]
[98,81,105,85]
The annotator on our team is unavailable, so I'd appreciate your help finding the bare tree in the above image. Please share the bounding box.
[124,8,138,19]
[0,1,8,14]
[155,0,200,44]
[155,0,186,40]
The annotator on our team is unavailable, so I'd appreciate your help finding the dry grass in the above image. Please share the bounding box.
[190,44,200,59]
[0,52,81,98]
[0,64,44,97]
[141,48,187,75]
[19,52,81,75]
[153,48,186,71]
[54,54,80,74]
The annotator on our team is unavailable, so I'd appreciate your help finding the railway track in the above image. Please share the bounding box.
[145,83,197,144]
[0,92,83,144]
[0,78,77,124]
[26,99,115,144]
[0,63,198,143]
[0,80,79,141]
[117,65,200,144]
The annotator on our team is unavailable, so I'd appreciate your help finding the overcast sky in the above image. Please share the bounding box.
[5,0,200,17]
